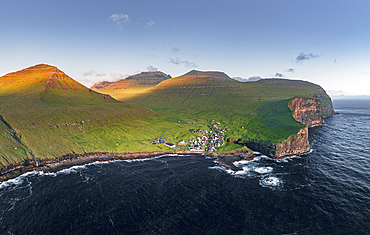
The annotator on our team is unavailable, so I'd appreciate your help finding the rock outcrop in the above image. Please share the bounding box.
[289,97,324,126]
[311,88,336,118]
[274,127,309,157]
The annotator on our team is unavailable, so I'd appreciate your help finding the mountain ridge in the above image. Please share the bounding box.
[0,64,335,179]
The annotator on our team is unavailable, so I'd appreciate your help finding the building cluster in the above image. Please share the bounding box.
[149,123,226,152]
[187,135,207,151]
[186,123,227,152]
[206,131,225,152]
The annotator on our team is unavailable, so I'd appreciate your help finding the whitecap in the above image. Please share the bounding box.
[255,155,271,161]
[124,154,181,163]
[254,167,273,174]
[233,167,251,175]
[275,155,300,163]
[233,160,251,167]
[0,171,46,189]
[259,176,283,189]
[208,165,235,175]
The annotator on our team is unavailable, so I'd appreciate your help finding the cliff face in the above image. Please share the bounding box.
[274,91,335,157]
[288,89,336,126]
[311,88,336,118]
[289,97,324,126]
[237,128,310,158]
[274,127,309,157]
[241,91,335,158]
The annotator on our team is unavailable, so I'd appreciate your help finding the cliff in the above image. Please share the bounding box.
[239,91,335,158]
[289,97,324,126]
[273,90,335,157]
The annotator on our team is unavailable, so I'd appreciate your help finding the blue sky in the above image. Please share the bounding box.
[1,0,370,97]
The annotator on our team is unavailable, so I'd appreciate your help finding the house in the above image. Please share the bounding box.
[164,142,176,148]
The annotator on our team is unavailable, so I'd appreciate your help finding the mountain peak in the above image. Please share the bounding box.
[0,64,115,105]
[182,70,231,80]
[98,71,171,91]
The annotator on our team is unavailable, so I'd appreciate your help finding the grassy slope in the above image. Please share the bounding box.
[97,71,171,101]
[0,65,186,166]
[0,118,33,166]
[111,71,324,147]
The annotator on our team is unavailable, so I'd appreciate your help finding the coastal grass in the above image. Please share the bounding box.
[216,142,250,153]
[71,114,210,153]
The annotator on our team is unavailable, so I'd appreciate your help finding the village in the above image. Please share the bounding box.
[150,122,226,153]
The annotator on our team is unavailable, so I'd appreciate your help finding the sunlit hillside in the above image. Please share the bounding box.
[0,65,174,166]
[96,71,171,101]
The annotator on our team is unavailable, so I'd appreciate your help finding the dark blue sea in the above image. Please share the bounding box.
[1,100,369,234]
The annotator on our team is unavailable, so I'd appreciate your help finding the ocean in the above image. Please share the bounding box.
[1,100,369,234]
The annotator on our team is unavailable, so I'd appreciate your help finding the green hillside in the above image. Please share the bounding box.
[113,71,332,145]
[0,64,178,167]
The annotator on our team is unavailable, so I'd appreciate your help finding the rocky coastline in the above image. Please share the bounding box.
[0,149,256,182]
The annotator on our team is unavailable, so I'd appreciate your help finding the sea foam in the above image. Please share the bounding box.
[260,176,283,189]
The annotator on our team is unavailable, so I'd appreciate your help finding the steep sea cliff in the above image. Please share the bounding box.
[239,90,335,158]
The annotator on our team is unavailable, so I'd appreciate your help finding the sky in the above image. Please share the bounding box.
[1,0,370,98]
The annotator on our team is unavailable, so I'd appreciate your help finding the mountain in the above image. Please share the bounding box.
[0,65,335,176]
[91,81,113,90]
[180,70,232,80]
[108,71,335,157]
[96,71,171,101]
[0,64,161,167]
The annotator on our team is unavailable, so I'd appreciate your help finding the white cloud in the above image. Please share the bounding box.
[232,76,264,82]
[145,19,155,28]
[166,41,180,53]
[248,76,263,81]
[274,73,285,77]
[284,68,295,73]
[171,44,180,53]
[169,58,198,68]
[109,13,131,29]
[80,69,129,86]
[296,52,320,64]
[81,69,96,76]
[146,65,158,72]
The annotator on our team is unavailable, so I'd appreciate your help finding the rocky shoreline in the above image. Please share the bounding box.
[0,149,255,182]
